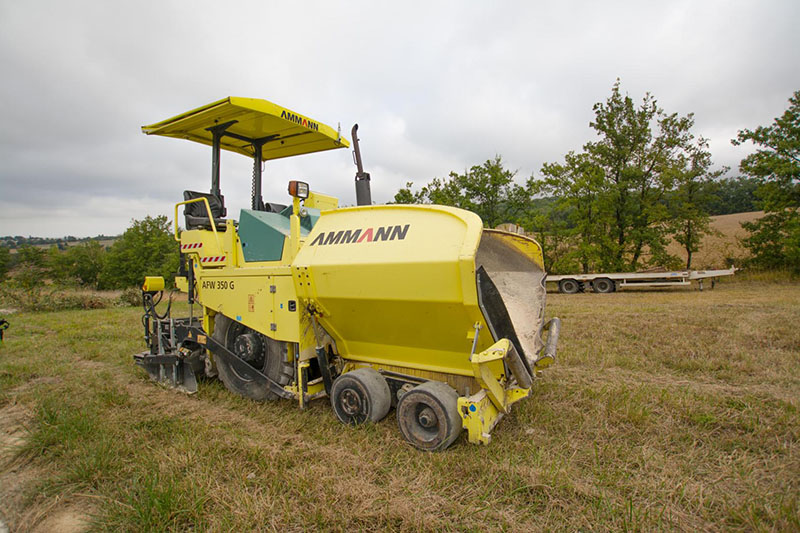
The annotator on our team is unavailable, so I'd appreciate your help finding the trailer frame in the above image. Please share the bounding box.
[547,267,736,293]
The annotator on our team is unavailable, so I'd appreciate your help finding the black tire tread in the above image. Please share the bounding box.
[212,314,294,401]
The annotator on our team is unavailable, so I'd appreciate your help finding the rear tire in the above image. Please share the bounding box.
[330,368,391,425]
[397,381,462,451]
[559,279,580,294]
[592,277,615,293]
[211,315,294,401]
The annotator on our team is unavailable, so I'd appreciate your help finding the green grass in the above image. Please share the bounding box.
[0,283,798,531]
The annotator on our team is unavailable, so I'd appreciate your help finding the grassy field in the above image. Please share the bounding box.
[1,279,798,532]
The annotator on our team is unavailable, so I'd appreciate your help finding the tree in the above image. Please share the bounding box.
[519,199,580,274]
[100,216,180,289]
[0,246,10,280]
[69,240,106,287]
[16,244,46,267]
[393,184,420,205]
[534,81,715,272]
[46,245,73,283]
[393,156,526,228]
[704,176,759,216]
[532,151,610,272]
[668,138,726,268]
[47,241,107,287]
[732,90,800,272]
[13,244,48,288]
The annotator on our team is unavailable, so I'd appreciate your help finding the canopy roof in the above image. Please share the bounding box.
[142,97,349,160]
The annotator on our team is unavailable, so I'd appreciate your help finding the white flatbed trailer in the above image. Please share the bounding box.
[547,267,737,293]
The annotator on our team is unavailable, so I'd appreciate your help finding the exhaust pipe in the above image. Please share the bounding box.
[351,124,372,206]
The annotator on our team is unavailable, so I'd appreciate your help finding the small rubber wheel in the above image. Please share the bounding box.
[212,314,294,401]
[559,279,580,294]
[330,368,391,425]
[397,381,462,451]
[593,278,615,293]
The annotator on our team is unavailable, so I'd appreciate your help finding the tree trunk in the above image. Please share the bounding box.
[685,221,693,269]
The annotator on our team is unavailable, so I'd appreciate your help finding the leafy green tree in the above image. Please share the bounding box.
[12,244,47,288]
[16,244,46,267]
[0,246,10,280]
[69,240,106,287]
[392,156,525,228]
[100,216,180,289]
[704,176,759,216]
[393,183,420,205]
[521,204,580,274]
[532,151,610,272]
[534,81,713,272]
[668,138,726,268]
[48,241,107,287]
[732,90,800,272]
[47,245,72,283]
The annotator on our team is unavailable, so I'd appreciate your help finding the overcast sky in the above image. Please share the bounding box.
[1,0,798,238]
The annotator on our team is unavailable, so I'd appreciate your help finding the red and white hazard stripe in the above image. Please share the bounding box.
[200,255,226,263]
[180,243,203,250]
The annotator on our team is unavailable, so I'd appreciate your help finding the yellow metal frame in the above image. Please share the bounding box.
[459,339,531,445]
[173,197,223,250]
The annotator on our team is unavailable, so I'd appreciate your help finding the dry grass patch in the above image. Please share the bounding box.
[0,283,797,531]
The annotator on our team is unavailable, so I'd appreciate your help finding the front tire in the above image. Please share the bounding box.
[211,315,294,401]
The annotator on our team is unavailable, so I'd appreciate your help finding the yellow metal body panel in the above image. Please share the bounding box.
[195,272,298,343]
[305,191,338,211]
[292,204,502,382]
[142,96,349,161]
[458,391,501,445]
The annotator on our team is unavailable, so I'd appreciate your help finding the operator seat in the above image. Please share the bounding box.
[183,191,227,231]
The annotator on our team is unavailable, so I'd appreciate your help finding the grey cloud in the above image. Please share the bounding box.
[0,0,798,237]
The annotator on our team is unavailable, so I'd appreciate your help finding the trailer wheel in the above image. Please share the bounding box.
[212,315,294,401]
[330,368,391,425]
[592,278,615,293]
[397,381,462,451]
[558,279,580,294]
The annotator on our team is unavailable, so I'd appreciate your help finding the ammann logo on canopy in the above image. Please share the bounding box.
[308,224,411,246]
[280,110,319,131]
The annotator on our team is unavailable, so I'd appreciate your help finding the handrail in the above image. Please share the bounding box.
[173,197,223,251]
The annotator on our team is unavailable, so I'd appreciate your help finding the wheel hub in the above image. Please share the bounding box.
[418,406,437,428]
[339,389,363,416]
[233,333,263,364]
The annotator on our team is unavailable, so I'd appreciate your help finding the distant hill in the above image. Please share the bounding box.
[1,235,118,252]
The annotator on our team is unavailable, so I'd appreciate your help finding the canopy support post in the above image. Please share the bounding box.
[252,140,266,211]
[206,121,237,217]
